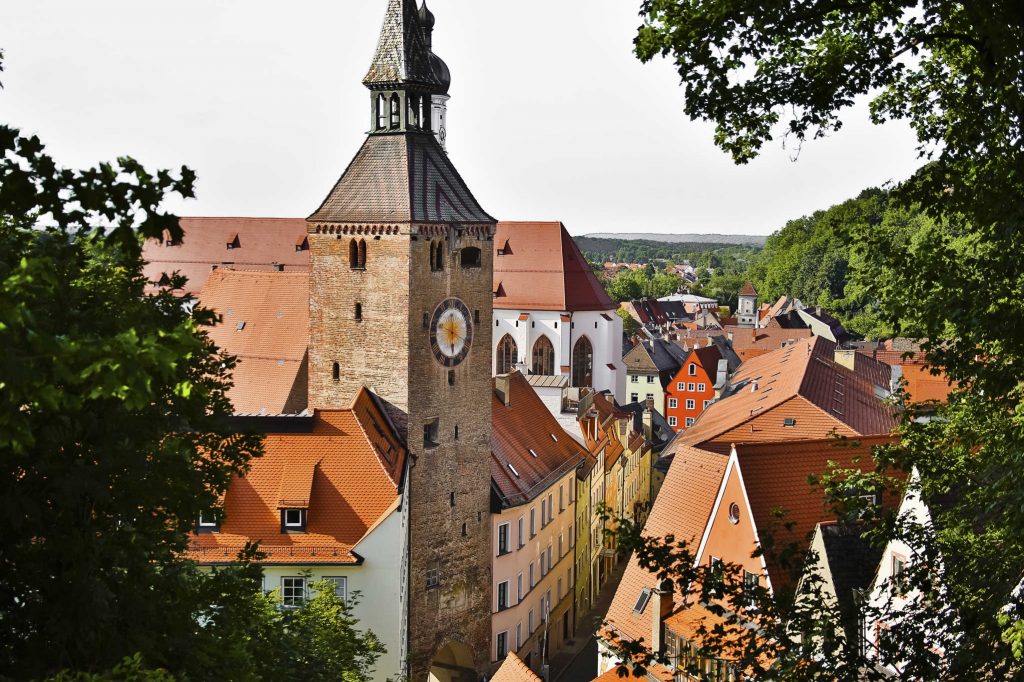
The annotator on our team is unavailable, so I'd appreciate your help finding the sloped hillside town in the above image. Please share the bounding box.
[5,0,1018,681]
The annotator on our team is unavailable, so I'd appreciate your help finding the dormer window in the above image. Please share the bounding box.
[197,510,220,533]
[226,233,240,250]
[281,508,307,533]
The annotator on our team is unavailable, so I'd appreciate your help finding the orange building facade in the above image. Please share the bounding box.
[664,350,719,432]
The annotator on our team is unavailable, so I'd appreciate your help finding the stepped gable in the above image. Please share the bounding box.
[363,0,440,88]
[493,222,615,311]
[142,217,310,295]
[604,439,727,645]
[307,134,494,224]
[196,269,310,416]
[188,389,406,565]
[491,372,587,506]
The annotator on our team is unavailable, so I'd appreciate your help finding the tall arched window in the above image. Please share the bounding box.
[407,94,419,128]
[376,94,387,131]
[390,93,401,129]
[496,335,518,375]
[358,239,367,268]
[434,240,445,271]
[532,336,555,376]
[349,239,360,269]
[332,362,341,382]
[572,336,594,387]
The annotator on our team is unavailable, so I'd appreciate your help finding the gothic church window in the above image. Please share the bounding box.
[532,336,555,376]
[572,336,594,388]
[496,335,518,375]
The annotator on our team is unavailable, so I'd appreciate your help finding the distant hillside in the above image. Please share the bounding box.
[582,232,769,247]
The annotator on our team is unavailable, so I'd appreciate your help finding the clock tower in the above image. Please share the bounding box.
[306,1,495,680]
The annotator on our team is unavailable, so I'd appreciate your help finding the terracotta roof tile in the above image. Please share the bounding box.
[492,651,543,682]
[493,222,615,311]
[738,282,758,297]
[196,269,310,415]
[142,217,310,295]
[189,389,406,565]
[605,440,728,645]
[491,372,587,506]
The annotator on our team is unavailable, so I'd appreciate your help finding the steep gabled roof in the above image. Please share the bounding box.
[491,372,587,507]
[307,133,494,224]
[738,281,758,297]
[196,269,310,416]
[188,389,406,565]
[604,439,728,644]
[141,217,310,295]
[492,222,615,311]
[492,652,543,682]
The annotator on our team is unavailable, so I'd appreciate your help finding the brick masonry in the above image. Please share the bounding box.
[308,221,496,681]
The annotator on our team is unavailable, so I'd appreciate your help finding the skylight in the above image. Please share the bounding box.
[633,588,652,614]
[508,463,520,478]
[528,449,538,458]
[550,434,558,442]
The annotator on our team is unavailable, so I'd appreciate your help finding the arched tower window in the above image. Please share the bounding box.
[390,93,401,130]
[407,94,419,128]
[434,240,445,271]
[349,239,360,269]
[532,336,555,376]
[430,241,437,271]
[572,336,594,388]
[376,94,387,131]
[358,239,367,268]
[332,362,341,382]
[496,335,518,375]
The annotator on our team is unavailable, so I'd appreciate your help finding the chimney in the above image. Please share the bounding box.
[642,401,654,441]
[834,349,857,371]
[495,374,512,406]
[650,580,675,656]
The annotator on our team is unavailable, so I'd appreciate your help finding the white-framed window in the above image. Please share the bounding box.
[687,382,696,391]
[558,532,564,557]
[703,400,712,409]
[688,363,697,376]
[569,524,575,547]
[528,609,535,634]
[530,507,536,536]
[686,417,695,427]
[497,580,510,611]
[496,630,509,661]
[529,562,536,588]
[516,622,523,649]
[540,552,547,576]
[630,393,638,402]
[426,559,441,589]
[668,398,678,408]
[197,510,219,533]
[281,508,307,532]
[498,522,511,555]
[517,573,524,601]
[631,375,638,383]
[686,399,696,410]
[698,383,706,392]
[541,499,547,527]
[559,485,564,512]
[668,416,677,427]
[646,375,655,384]
[677,381,684,390]
[548,494,554,522]
[547,544,553,570]
[323,576,347,601]
[518,516,525,548]
[281,576,306,607]
[645,393,654,401]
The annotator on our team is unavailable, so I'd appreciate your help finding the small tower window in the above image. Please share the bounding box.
[424,419,440,449]
[435,240,445,271]
[376,93,387,131]
[460,247,482,268]
[349,239,360,269]
[358,239,367,268]
[390,93,401,129]
[332,362,340,383]
[354,303,363,321]
[448,370,455,386]
[407,94,419,128]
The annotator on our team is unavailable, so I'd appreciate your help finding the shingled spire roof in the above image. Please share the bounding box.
[363,0,441,88]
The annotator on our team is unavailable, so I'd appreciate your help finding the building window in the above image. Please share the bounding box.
[530,508,536,536]
[892,554,908,592]
[528,609,535,634]
[677,381,684,390]
[281,576,306,607]
[743,571,759,608]
[529,562,535,588]
[460,247,482,268]
[728,502,741,525]
[518,516,525,548]
[426,559,441,589]
[688,363,697,376]
[704,400,712,409]
[686,417,695,427]
[516,623,522,649]
[433,240,446,271]
[559,486,564,512]
[645,393,654,401]
[540,552,547,577]
[354,302,363,321]
[784,417,797,427]
[541,499,547,527]
[497,335,518,375]
[424,419,440,448]
[668,416,677,427]
[630,393,638,402]
[281,508,307,532]
[646,375,655,384]
[686,399,696,410]
[532,336,555,376]
[632,376,639,383]
[572,336,594,387]
[389,93,401,129]
[498,523,511,555]
[497,581,510,611]
[197,510,220,533]
[496,631,508,661]
[687,382,696,391]
[376,93,387,130]
[698,383,706,392]
[668,398,678,409]
[517,573,524,601]
[324,576,348,601]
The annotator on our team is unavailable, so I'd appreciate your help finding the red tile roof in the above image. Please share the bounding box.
[491,372,588,506]
[142,218,310,295]
[196,269,310,415]
[189,389,406,565]
[733,435,901,589]
[492,652,543,682]
[738,282,758,297]
[604,441,728,645]
[680,337,897,450]
[723,325,813,361]
[493,222,615,311]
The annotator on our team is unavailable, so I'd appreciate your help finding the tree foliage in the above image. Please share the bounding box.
[630,0,1024,677]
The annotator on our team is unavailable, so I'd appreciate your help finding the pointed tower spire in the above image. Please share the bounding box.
[363,0,439,88]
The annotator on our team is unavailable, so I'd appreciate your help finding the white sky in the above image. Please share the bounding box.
[1,0,924,237]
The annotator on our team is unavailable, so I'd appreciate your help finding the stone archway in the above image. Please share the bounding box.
[428,641,476,682]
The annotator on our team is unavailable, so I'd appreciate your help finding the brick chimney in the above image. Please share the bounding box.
[650,580,675,656]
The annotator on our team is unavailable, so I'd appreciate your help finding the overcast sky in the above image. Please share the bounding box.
[2,0,925,236]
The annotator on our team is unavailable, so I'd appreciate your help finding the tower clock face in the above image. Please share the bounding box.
[429,298,473,367]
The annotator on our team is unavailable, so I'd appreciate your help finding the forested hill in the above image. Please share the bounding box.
[577,236,759,265]
[582,232,768,247]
